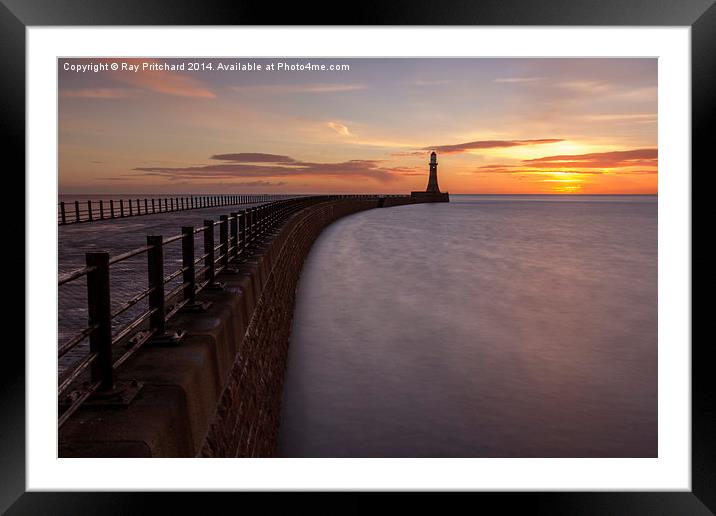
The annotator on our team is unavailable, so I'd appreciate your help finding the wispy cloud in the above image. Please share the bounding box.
[584,113,657,123]
[226,180,287,187]
[411,79,452,86]
[210,153,296,163]
[494,77,544,83]
[61,88,141,99]
[609,86,657,102]
[112,61,215,98]
[424,139,563,154]
[390,151,426,157]
[557,80,612,94]
[231,83,366,94]
[327,122,351,136]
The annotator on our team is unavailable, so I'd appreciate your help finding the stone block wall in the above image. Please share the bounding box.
[199,199,379,456]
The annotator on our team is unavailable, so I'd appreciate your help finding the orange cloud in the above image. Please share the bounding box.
[210,153,296,163]
[111,60,215,98]
[131,153,406,183]
[425,139,563,154]
[523,148,657,169]
[232,83,366,94]
[494,77,544,83]
[60,88,141,99]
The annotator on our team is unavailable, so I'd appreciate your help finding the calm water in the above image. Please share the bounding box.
[278,195,657,457]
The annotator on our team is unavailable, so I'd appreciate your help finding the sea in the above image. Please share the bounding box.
[278,195,658,457]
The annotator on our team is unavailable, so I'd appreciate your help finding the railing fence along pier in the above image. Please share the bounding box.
[57,194,409,426]
[58,194,297,225]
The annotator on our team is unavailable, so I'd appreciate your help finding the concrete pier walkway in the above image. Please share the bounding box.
[58,202,267,375]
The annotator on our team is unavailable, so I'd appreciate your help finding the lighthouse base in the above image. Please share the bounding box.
[410,191,450,203]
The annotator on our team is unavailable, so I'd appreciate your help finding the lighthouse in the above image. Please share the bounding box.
[426,151,440,193]
[410,151,450,203]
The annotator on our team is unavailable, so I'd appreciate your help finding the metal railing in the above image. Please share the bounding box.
[58,194,298,225]
[57,194,406,427]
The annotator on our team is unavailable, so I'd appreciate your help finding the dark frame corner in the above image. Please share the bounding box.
[3,0,713,513]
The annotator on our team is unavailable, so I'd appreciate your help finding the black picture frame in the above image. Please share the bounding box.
[3,0,712,513]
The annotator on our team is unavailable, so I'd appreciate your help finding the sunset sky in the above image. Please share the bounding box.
[58,58,657,194]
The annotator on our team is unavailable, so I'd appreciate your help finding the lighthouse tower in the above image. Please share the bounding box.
[409,150,449,203]
[426,151,440,193]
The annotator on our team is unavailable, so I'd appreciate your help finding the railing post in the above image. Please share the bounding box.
[152,198,156,214]
[136,199,141,215]
[75,201,80,223]
[257,205,263,237]
[60,202,66,224]
[204,220,216,285]
[85,252,113,391]
[220,215,229,269]
[181,226,196,303]
[147,235,166,335]
[230,212,239,261]
[145,199,149,214]
[246,208,253,248]
[110,199,115,219]
[120,199,125,217]
[99,200,104,220]
[87,200,93,222]
[129,199,133,216]
[238,210,246,257]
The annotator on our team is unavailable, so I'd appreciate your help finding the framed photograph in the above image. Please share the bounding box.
[4,0,712,513]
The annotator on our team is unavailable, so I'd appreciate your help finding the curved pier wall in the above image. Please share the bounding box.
[199,199,381,457]
[59,199,381,457]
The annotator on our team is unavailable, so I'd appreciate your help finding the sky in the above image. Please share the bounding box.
[58,58,657,195]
